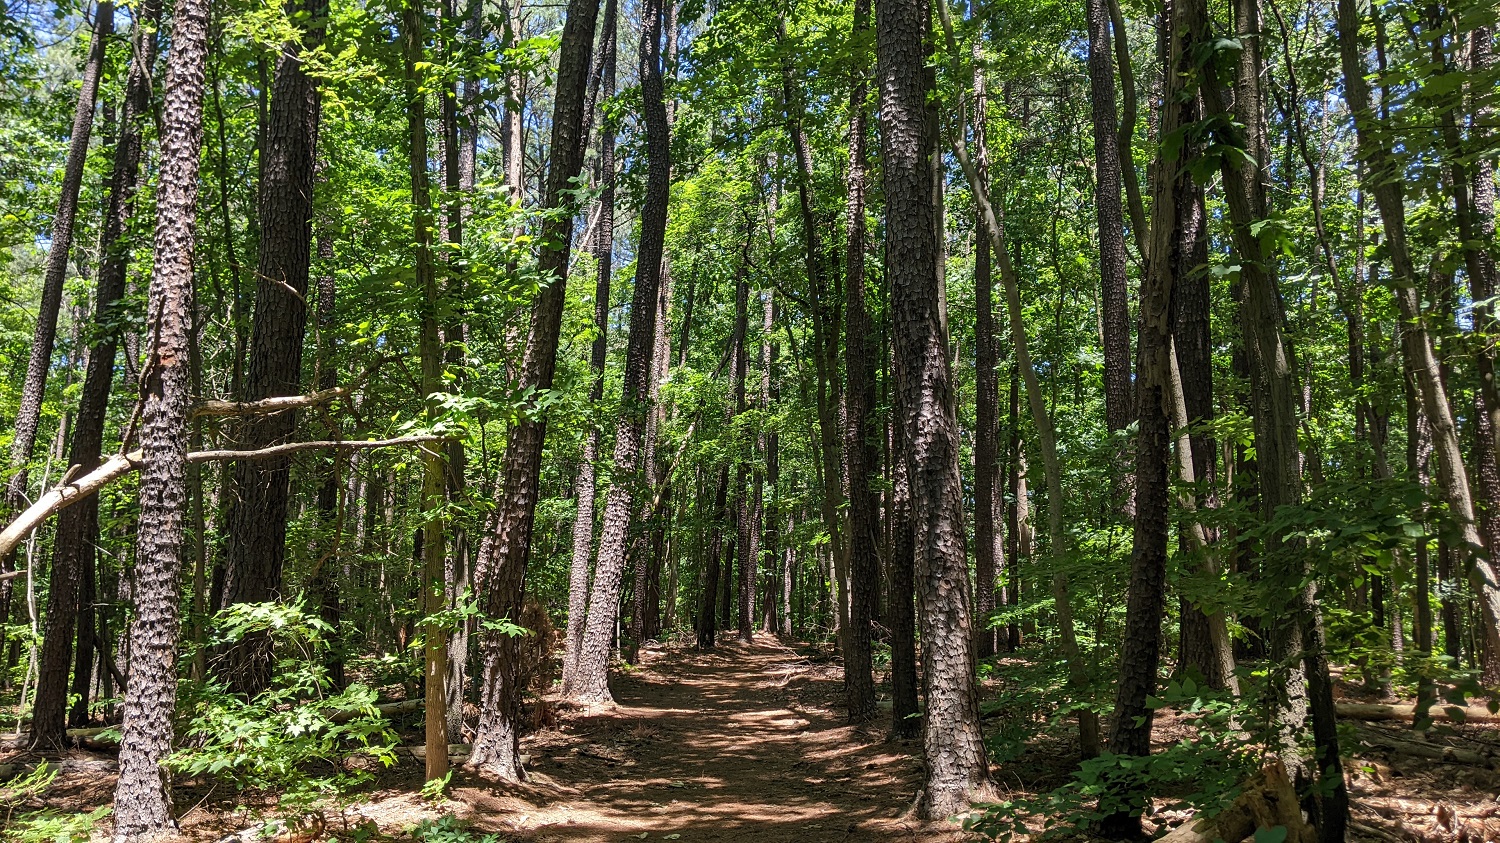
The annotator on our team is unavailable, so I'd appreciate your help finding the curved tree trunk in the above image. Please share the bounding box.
[468,0,602,781]
[569,0,670,707]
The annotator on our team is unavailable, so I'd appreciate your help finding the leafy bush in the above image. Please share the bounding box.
[169,602,397,812]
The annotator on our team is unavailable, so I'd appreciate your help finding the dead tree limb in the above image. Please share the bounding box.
[0,435,450,557]
[1336,702,1500,724]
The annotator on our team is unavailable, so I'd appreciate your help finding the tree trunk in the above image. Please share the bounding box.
[566,0,669,707]
[30,0,160,749]
[110,0,212,828]
[1084,0,1133,442]
[838,0,879,720]
[1099,0,1192,827]
[970,39,1001,663]
[219,0,326,695]
[469,0,602,781]
[876,0,991,816]
[400,0,450,782]
[561,0,616,696]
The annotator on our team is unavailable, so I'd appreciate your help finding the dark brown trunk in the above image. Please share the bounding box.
[110,0,212,827]
[219,0,326,695]
[842,0,879,722]
[970,42,1000,663]
[697,467,729,649]
[468,0,602,780]
[1084,0,1133,438]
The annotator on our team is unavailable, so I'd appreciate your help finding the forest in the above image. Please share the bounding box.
[1,0,1499,836]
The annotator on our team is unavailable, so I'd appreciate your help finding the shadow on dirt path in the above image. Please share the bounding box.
[448,639,972,843]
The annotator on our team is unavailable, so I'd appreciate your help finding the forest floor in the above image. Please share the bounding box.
[5,640,1500,841]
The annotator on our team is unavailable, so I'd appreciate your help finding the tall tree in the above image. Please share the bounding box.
[468,0,603,778]
[3,0,114,531]
[30,0,160,749]
[570,0,671,706]
[1083,0,1133,444]
[218,0,327,694]
[842,0,880,721]
[970,39,1001,661]
[110,0,213,828]
[877,0,991,816]
[561,0,617,697]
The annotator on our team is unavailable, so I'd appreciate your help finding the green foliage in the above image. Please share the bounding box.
[966,677,1258,841]
[170,604,397,812]
[408,816,505,843]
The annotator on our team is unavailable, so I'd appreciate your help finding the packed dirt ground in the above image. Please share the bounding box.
[3,640,1499,841]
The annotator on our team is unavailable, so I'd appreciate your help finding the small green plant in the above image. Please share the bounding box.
[2,807,111,843]
[408,816,503,843]
[419,770,453,803]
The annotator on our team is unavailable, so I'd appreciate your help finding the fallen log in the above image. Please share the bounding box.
[1336,702,1500,725]
[1363,733,1500,769]
[1159,760,1314,843]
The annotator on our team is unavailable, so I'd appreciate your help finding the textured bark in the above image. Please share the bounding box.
[888,379,920,740]
[1084,0,1133,438]
[1099,3,1189,826]
[469,0,601,780]
[30,0,160,749]
[1199,0,1345,834]
[3,1,114,530]
[110,0,211,828]
[696,467,729,650]
[970,41,1000,662]
[219,0,326,695]
[841,0,879,723]
[311,221,343,691]
[561,0,616,696]
[565,0,668,708]
[877,0,990,816]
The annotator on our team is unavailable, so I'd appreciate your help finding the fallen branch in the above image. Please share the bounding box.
[1159,760,1314,843]
[1337,702,1500,725]
[190,386,350,419]
[1363,733,1500,769]
[0,435,450,557]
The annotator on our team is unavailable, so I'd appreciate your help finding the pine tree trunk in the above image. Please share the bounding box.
[561,0,616,696]
[877,0,991,815]
[219,0,326,695]
[564,0,668,708]
[469,0,602,781]
[30,0,161,749]
[110,0,212,827]
[1084,0,1133,441]
[970,39,1001,663]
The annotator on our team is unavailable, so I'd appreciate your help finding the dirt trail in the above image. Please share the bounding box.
[429,640,968,843]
